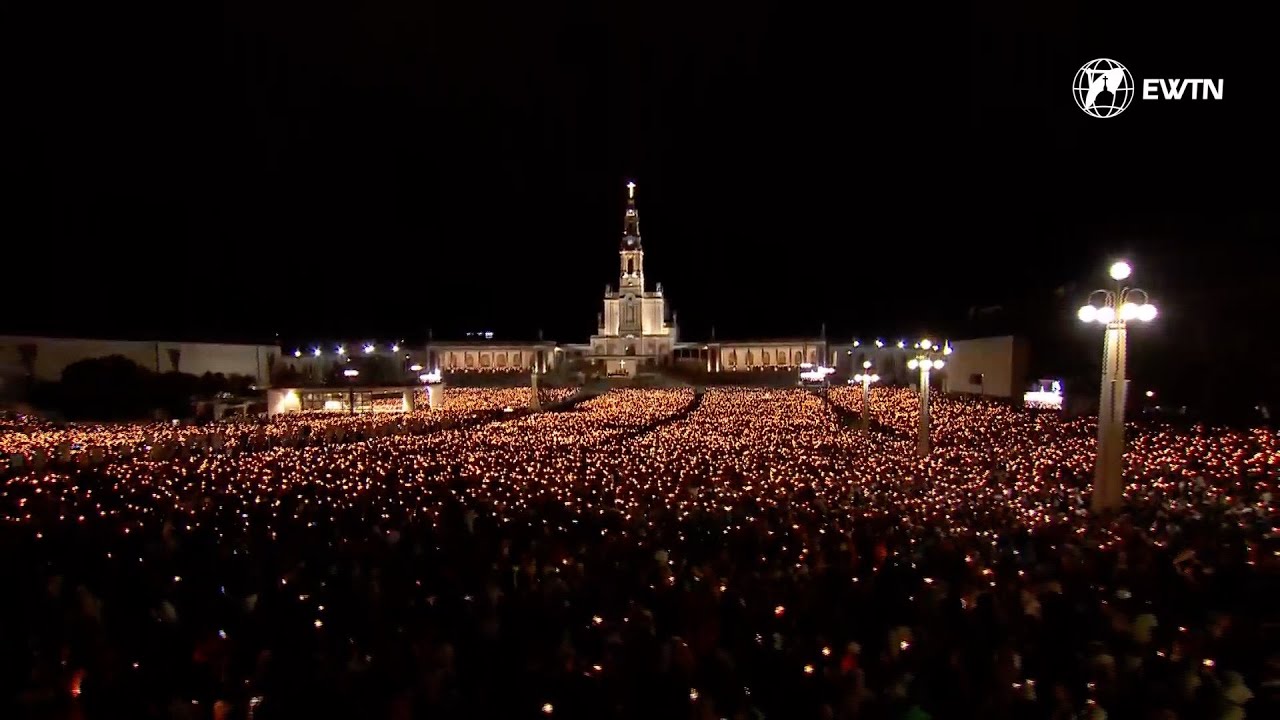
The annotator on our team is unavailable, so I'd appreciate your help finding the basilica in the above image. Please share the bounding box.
[2,183,1024,415]
[419,181,834,379]
[273,182,1022,395]
[584,181,679,375]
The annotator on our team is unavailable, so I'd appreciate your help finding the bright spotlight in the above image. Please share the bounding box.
[920,339,932,350]
[1120,302,1140,321]
[1095,306,1116,324]
[1078,305,1098,323]
[907,358,919,370]
[1109,261,1132,281]
[862,360,872,369]
[1137,304,1158,322]
[932,359,945,370]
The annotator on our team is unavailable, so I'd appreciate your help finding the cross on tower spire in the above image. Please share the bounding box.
[622,180,640,243]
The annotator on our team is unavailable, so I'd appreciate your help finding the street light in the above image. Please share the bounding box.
[1078,259,1158,513]
[851,360,880,431]
[343,368,360,415]
[363,344,375,354]
[905,339,949,456]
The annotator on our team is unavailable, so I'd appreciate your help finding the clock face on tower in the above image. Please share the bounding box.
[624,237,636,248]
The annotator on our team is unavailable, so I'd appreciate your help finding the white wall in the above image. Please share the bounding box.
[0,336,278,383]
[943,336,1022,398]
[267,388,302,416]
[603,298,620,335]
[641,297,667,335]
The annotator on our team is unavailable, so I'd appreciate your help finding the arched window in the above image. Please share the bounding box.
[626,258,635,274]
[793,351,803,365]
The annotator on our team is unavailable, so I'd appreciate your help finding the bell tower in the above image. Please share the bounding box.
[619,181,644,295]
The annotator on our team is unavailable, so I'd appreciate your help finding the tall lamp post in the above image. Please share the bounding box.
[343,368,360,415]
[851,360,880,431]
[906,339,951,456]
[1077,260,1158,513]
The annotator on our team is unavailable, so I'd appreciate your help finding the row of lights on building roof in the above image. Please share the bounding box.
[849,338,954,353]
[293,343,401,358]
[851,339,950,351]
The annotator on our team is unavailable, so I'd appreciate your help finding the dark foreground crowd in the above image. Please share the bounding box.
[1,388,1277,719]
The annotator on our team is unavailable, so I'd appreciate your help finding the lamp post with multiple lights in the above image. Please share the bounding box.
[1077,260,1158,513]
[851,360,880,431]
[906,339,951,456]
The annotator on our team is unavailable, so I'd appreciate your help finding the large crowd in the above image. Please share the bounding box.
[1,387,1276,719]
[0,388,578,467]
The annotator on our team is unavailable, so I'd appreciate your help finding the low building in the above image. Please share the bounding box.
[941,335,1029,398]
[266,385,421,415]
[0,335,279,384]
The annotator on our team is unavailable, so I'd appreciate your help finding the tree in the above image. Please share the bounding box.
[59,355,154,420]
[153,371,199,418]
[271,364,304,387]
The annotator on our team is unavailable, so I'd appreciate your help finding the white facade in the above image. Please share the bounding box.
[0,335,279,383]
[589,183,677,376]
[428,343,556,373]
[941,335,1028,398]
[707,341,829,372]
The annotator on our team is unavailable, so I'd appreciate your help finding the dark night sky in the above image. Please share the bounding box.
[8,1,1278,402]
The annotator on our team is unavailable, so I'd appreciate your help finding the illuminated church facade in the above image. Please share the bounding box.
[586,182,679,376]
[418,181,835,378]
[279,182,845,381]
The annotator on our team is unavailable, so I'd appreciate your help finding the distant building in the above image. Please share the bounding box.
[581,181,679,377]
[273,183,1025,387]
[6,183,1026,400]
[941,335,1029,399]
[0,335,279,384]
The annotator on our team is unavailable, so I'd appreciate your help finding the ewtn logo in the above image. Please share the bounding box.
[1073,58,1223,118]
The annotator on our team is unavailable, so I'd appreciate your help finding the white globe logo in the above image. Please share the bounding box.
[1073,58,1134,118]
